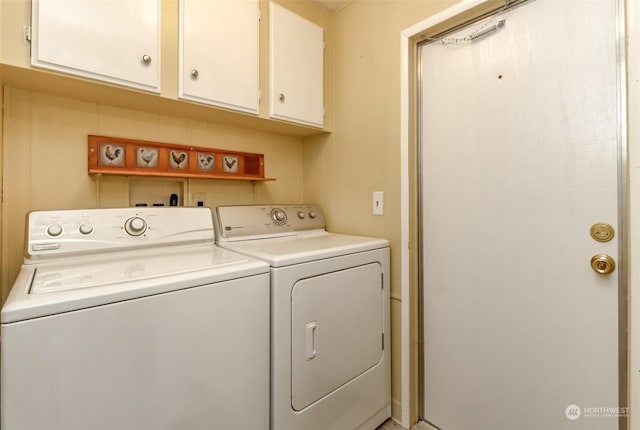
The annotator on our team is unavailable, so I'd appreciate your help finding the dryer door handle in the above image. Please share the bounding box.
[305,321,318,361]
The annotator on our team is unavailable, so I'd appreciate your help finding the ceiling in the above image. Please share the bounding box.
[309,0,351,11]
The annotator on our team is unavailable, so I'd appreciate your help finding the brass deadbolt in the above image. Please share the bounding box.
[590,254,616,275]
[590,223,615,242]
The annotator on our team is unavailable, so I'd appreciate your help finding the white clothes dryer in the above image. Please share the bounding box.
[214,204,391,430]
[1,207,270,430]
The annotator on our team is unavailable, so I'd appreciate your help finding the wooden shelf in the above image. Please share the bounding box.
[88,135,276,182]
[88,170,275,182]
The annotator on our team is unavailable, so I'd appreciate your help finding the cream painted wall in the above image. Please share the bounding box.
[303,0,458,423]
[1,87,304,300]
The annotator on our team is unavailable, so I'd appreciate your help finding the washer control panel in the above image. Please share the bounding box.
[270,208,288,225]
[215,204,326,240]
[26,207,214,260]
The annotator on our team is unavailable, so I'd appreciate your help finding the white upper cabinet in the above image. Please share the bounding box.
[31,0,161,93]
[179,0,260,114]
[269,2,324,128]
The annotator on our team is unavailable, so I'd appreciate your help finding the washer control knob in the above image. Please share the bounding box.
[309,211,317,219]
[79,223,94,235]
[124,216,148,236]
[271,209,287,225]
[298,211,306,219]
[47,224,63,237]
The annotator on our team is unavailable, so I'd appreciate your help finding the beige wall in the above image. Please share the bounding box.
[1,87,304,298]
[303,0,458,423]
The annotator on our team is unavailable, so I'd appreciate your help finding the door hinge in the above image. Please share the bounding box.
[382,333,385,350]
[381,272,384,288]
[23,24,32,45]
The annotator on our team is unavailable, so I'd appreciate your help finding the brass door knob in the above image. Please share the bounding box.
[590,254,616,275]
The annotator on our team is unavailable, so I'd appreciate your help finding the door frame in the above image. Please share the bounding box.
[399,0,633,427]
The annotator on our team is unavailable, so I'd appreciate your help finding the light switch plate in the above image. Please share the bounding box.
[373,191,383,215]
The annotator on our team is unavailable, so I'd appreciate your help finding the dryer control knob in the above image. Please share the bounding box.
[297,211,306,219]
[47,224,63,237]
[309,211,317,219]
[124,216,148,236]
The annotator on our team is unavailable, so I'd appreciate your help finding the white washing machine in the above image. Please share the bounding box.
[214,204,391,430]
[1,207,270,430]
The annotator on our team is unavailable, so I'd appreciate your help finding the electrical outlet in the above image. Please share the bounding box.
[193,193,205,207]
[373,191,383,215]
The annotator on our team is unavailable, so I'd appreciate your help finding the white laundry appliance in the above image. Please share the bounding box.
[1,207,270,430]
[214,204,391,430]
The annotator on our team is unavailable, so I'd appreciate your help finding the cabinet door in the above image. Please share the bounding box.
[31,0,160,93]
[179,0,260,114]
[269,2,324,128]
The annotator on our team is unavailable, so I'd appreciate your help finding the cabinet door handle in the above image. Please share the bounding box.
[142,54,152,64]
[279,93,285,102]
[191,69,199,79]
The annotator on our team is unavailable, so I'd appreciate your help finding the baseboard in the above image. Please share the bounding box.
[412,421,439,430]
[357,403,391,430]
[391,399,402,423]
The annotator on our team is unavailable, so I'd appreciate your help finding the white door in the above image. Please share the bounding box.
[420,1,623,429]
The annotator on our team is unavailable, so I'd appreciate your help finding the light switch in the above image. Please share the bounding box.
[373,191,383,216]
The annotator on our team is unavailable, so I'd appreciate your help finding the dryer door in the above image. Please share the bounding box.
[291,263,384,411]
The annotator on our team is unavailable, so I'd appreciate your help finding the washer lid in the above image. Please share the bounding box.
[29,246,250,294]
[2,246,269,323]
[218,231,389,267]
